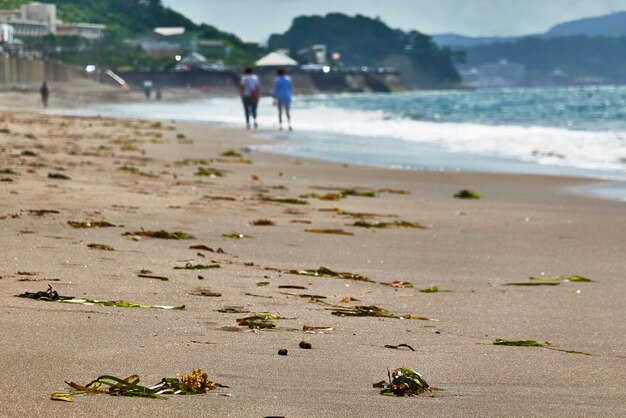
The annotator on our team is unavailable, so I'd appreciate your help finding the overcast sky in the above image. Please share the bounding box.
[162,0,626,42]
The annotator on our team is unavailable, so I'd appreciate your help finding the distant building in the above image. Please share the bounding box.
[56,23,105,40]
[125,27,201,57]
[296,44,328,64]
[460,60,527,87]
[19,2,56,33]
[0,23,14,43]
[0,2,104,39]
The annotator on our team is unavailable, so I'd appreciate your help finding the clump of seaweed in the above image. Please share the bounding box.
[15,285,183,310]
[373,368,430,397]
[195,167,224,177]
[506,275,594,286]
[118,166,159,178]
[189,245,225,253]
[174,263,220,270]
[529,275,593,282]
[69,221,117,228]
[123,230,195,240]
[50,369,227,402]
[236,313,284,329]
[304,228,354,236]
[454,189,481,199]
[251,219,275,226]
[352,220,425,229]
[287,266,371,282]
[330,305,394,318]
[493,339,590,355]
[259,195,309,205]
[222,233,253,239]
[87,243,115,251]
[221,149,242,158]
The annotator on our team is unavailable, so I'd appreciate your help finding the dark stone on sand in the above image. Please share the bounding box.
[278,349,288,356]
[299,341,312,349]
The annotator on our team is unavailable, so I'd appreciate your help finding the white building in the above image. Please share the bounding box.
[56,22,105,40]
[0,2,104,39]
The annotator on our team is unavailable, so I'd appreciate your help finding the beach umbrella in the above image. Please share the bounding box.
[255,51,298,67]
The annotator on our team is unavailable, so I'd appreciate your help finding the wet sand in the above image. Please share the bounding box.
[0,81,625,417]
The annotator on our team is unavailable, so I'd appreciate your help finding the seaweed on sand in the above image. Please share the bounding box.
[16,285,184,310]
[123,230,195,240]
[286,266,371,282]
[50,369,228,402]
[373,368,430,396]
[236,313,286,329]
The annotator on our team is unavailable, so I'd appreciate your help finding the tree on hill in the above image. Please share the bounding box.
[0,0,263,66]
[268,13,460,85]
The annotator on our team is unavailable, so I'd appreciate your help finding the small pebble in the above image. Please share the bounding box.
[278,349,288,356]
[299,341,312,349]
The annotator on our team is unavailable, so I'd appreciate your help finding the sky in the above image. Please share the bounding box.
[163,0,626,42]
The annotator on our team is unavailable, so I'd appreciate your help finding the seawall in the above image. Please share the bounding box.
[0,58,83,87]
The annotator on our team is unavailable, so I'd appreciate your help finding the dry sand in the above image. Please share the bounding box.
[0,81,625,417]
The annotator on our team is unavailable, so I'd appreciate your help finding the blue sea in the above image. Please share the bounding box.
[58,85,626,200]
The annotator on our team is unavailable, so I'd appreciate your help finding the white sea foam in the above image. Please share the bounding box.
[62,96,626,172]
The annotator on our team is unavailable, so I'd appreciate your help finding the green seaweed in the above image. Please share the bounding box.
[373,368,430,397]
[494,339,544,347]
[251,219,275,226]
[123,230,195,240]
[220,149,242,158]
[236,313,282,329]
[87,243,115,251]
[352,220,425,229]
[454,189,481,199]
[529,275,593,282]
[51,369,227,402]
[304,228,354,235]
[16,285,183,309]
[118,166,159,178]
[505,282,560,286]
[493,339,590,355]
[138,273,169,281]
[174,263,220,270]
[70,221,116,228]
[331,305,394,318]
[419,286,440,293]
[287,266,371,282]
[222,233,253,239]
[260,196,309,205]
[195,167,224,177]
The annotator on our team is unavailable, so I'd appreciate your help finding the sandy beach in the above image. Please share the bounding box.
[1,81,625,417]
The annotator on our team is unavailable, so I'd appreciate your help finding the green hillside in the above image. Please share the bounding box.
[268,13,461,86]
[0,0,262,66]
[466,36,626,84]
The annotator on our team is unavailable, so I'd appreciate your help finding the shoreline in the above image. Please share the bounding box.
[1,83,625,416]
[34,82,625,202]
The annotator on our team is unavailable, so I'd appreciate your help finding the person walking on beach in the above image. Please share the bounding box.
[40,81,49,108]
[273,68,293,131]
[240,67,260,129]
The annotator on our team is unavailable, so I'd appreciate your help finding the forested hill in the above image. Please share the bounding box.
[268,13,461,85]
[0,0,259,61]
[545,11,626,37]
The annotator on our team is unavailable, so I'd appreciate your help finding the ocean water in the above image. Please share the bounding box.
[58,85,626,194]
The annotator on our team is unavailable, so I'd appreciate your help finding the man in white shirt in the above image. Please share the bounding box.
[240,67,260,129]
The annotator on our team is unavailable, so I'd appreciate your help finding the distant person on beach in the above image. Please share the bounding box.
[273,68,292,131]
[143,80,153,99]
[240,67,260,129]
[40,81,49,107]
